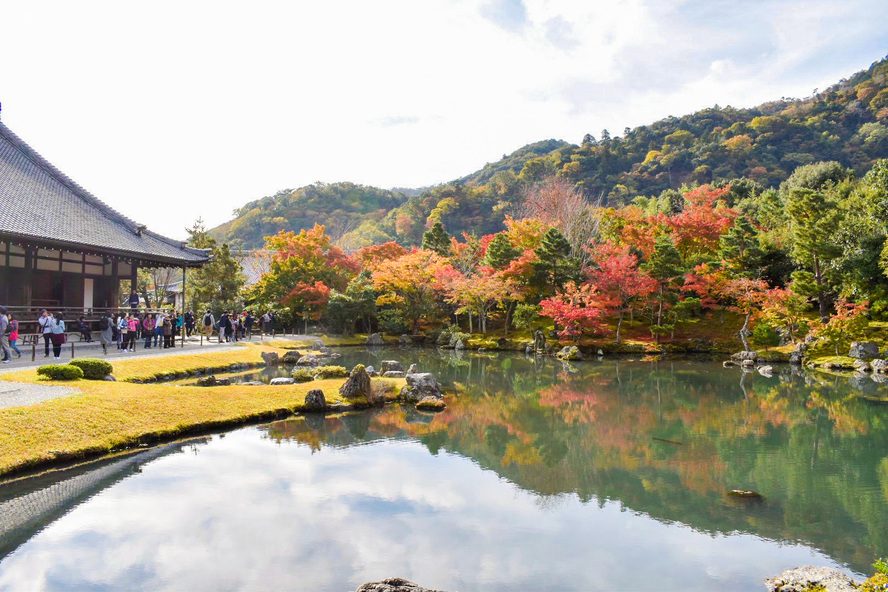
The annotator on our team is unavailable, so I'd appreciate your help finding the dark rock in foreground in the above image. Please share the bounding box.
[340,365,373,401]
[303,389,326,411]
[281,350,302,364]
[355,578,446,592]
[765,566,857,592]
[849,341,880,359]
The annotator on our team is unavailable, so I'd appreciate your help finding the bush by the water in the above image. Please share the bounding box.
[751,323,781,347]
[290,368,315,382]
[36,364,84,381]
[313,365,348,379]
[68,358,113,380]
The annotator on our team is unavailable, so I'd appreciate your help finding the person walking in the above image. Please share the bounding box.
[98,313,113,354]
[202,310,215,339]
[162,313,173,348]
[128,289,140,311]
[7,312,21,359]
[244,311,254,338]
[50,314,66,360]
[0,307,13,364]
[38,309,53,357]
[184,310,194,337]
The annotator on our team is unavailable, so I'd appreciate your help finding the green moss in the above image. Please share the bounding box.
[313,365,347,379]
[290,368,315,382]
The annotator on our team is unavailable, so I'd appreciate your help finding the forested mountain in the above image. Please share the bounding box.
[214,55,888,250]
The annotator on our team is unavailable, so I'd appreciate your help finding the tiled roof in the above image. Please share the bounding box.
[0,121,208,265]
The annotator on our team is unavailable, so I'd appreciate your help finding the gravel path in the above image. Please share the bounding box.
[0,381,78,409]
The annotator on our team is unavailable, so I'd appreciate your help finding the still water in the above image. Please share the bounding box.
[2,348,888,591]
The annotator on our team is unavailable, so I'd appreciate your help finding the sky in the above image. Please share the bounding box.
[1,0,886,239]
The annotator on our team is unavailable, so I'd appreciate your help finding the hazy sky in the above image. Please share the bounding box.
[1,0,886,239]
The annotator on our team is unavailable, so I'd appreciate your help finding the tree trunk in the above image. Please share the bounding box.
[739,312,751,351]
[468,312,473,334]
[814,256,828,323]
[616,309,623,343]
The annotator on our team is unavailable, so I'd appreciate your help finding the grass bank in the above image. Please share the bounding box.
[0,343,403,479]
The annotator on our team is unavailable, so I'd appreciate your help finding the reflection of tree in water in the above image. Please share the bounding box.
[264,351,888,573]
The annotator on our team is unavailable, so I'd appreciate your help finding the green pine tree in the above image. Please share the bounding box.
[645,234,684,341]
[720,215,764,277]
[422,222,452,257]
[186,219,245,313]
[483,233,520,269]
[534,228,578,294]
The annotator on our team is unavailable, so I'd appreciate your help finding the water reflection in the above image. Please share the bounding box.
[1,350,886,590]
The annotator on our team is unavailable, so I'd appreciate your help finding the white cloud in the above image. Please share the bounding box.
[0,0,885,238]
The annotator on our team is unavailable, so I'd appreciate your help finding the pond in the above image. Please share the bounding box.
[2,347,888,591]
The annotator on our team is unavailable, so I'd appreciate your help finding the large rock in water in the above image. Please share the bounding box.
[312,339,325,350]
[872,359,888,373]
[295,354,320,367]
[261,351,279,366]
[366,333,385,346]
[849,341,880,359]
[381,360,404,373]
[765,566,858,592]
[355,578,446,592]
[555,345,583,361]
[303,389,327,411]
[732,350,758,362]
[281,350,302,364]
[400,372,443,403]
[416,396,446,411]
[339,364,372,400]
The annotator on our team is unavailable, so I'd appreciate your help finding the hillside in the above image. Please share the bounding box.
[214,55,888,250]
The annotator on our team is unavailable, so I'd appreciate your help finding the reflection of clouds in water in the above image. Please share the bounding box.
[0,428,844,591]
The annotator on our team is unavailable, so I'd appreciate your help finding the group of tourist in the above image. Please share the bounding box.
[0,305,279,364]
[96,310,190,354]
[201,310,266,343]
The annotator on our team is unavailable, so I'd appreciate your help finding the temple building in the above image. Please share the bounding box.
[0,119,209,320]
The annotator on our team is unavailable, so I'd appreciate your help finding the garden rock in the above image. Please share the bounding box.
[270,377,295,385]
[555,346,583,361]
[103,375,116,381]
[399,334,412,344]
[366,365,378,377]
[454,339,465,350]
[764,565,857,592]
[407,364,418,374]
[741,359,755,368]
[319,346,332,355]
[366,333,385,346]
[415,396,446,411]
[281,350,302,364]
[853,359,872,372]
[261,351,280,366]
[312,339,324,350]
[196,376,231,387]
[354,577,445,592]
[732,350,758,362]
[383,371,406,378]
[757,365,774,377]
[400,372,443,403]
[871,359,888,373]
[849,341,880,359]
[296,355,320,367]
[381,360,404,373]
[303,389,327,412]
[339,365,372,400]
[328,352,342,359]
[723,360,737,368]
[525,344,533,355]
[789,351,803,365]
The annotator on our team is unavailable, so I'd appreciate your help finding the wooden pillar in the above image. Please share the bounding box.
[181,266,187,312]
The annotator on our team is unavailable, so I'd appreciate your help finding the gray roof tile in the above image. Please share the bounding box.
[0,121,208,265]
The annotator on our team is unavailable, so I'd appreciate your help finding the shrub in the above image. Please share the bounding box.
[313,365,348,379]
[290,368,315,382]
[69,358,113,380]
[36,364,84,381]
[751,323,781,347]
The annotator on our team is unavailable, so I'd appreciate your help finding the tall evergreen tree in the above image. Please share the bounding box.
[483,233,520,269]
[645,234,684,340]
[720,215,764,277]
[534,228,578,295]
[422,222,452,257]
[186,219,245,313]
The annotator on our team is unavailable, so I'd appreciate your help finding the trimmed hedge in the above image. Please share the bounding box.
[290,368,315,382]
[313,365,347,379]
[69,358,113,380]
[36,364,84,381]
